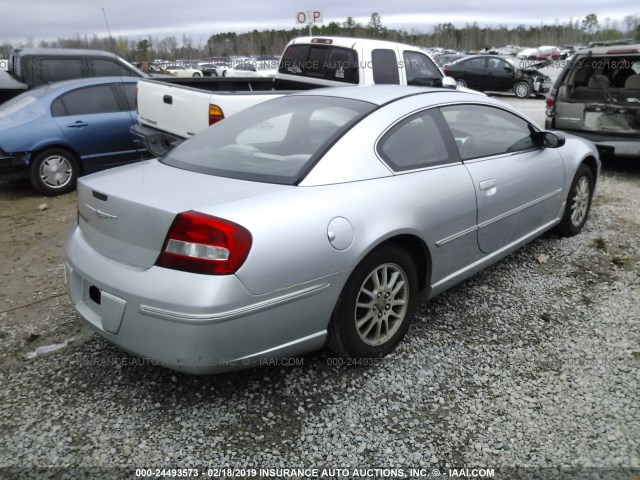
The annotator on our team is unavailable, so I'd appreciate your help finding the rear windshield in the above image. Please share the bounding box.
[161,95,376,185]
[278,45,359,84]
[565,54,640,102]
[0,87,48,128]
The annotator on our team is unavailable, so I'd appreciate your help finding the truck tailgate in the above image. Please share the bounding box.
[137,79,212,139]
[136,79,287,140]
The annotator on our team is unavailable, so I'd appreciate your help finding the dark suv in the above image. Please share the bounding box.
[545,44,640,159]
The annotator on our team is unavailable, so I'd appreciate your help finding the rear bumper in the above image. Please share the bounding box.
[131,123,186,158]
[64,222,348,374]
[549,129,640,159]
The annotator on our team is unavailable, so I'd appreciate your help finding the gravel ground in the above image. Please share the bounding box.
[0,101,639,478]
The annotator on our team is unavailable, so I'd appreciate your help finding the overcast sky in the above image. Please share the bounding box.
[1,0,637,45]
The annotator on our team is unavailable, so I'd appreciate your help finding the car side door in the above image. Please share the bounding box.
[454,57,487,90]
[440,104,565,254]
[375,107,481,284]
[51,83,140,173]
[486,57,514,91]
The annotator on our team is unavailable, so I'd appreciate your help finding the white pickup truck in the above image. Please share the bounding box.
[133,36,459,156]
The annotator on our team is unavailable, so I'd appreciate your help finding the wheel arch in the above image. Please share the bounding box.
[581,155,598,186]
[30,145,83,175]
[361,234,432,299]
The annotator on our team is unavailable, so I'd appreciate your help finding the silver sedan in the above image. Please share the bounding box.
[64,86,600,374]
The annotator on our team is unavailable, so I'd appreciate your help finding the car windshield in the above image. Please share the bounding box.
[162,95,376,185]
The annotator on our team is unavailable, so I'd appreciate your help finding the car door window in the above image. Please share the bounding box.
[403,51,441,86]
[123,83,136,110]
[440,104,537,160]
[372,49,399,85]
[33,58,83,86]
[468,58,487,69]
[52,85,120,116]
[90,59,131,77]
[488,58,505,70]
[377,109,455,171]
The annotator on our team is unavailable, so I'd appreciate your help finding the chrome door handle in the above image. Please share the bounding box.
[67,121,88,128]
[479,179,496,190]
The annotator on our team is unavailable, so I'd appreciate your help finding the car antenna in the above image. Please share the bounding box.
[102,8,117,54]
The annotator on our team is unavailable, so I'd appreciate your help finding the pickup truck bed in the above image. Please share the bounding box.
[134,78,297,156]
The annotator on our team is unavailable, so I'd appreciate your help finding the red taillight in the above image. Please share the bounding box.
[545,97,554,108]
[156,211,252,275]
[209,104,224,125]
[443,66,450,74]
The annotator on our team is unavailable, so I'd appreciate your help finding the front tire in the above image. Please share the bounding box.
[192,72,201,77]
[327,245,418,359]
[29,148,79,196]
[514,81,532,98]
[555,164,593,237]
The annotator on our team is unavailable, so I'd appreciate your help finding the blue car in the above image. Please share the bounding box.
[0,77,147,195]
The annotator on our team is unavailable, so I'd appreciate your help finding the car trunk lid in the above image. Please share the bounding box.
[76,159,291,269]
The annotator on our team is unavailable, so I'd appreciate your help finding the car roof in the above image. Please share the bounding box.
[288,36,427,54]
[11,48,123,59]
[291,85,488,106]
[30,76,140,97]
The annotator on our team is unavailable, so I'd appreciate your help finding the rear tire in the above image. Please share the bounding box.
[455,78,467,88]
[29,148,79,196]
[327,245,418,359]
[192,72,201,77]
[555,164,593,237]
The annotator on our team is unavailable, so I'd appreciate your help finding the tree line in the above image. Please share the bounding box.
[2,13,639,62]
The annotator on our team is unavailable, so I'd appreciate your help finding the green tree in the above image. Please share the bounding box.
[343,16,357,29]
[581,13,598,40]
[136,39,152,62]
[368,12,385,37]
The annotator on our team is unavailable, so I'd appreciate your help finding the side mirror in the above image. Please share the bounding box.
[504,66,513,72]
[442,76,457,90]
[543,131,566,148]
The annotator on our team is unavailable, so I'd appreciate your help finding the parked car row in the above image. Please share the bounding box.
[151,56,281,78]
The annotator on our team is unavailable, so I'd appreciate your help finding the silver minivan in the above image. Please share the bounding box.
[545,43,640,159]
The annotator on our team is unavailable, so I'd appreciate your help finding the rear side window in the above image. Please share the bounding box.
[33,58,83,86]
[279,44,359,84]
[377,109,454,171]
[51,85,120,116]
[372,49,399,84]
[465,58,486,69]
